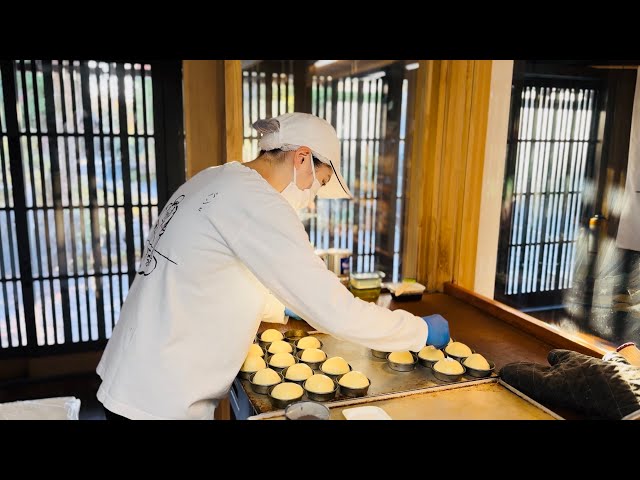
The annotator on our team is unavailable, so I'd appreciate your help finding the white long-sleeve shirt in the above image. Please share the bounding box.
[96,161,428,419]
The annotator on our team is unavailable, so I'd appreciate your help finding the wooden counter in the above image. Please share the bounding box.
[245,283,604,419]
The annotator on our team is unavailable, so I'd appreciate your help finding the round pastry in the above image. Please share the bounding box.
[338,371,370,389]
[321,356,350,375]
[296,336,321,350]
[445,342,473,358]
[301,348,326,363]
[304,374,335,394]
[463,353,491,370]
[285,363,314,381]
[241,355,266,373]
[268,352,296,368]
[247,343,264,357]
[388,351,415,364]
[433,357,464,375]
[260,329,284,342]
[418,345,445,361]
[252,368,281,386]
[271,382,304,400]
[268,340,293,354]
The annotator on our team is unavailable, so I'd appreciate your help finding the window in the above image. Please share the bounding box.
[0,60,183,355]
[500,84,598,300]
[496,61,640,348]
[241,60,414,282]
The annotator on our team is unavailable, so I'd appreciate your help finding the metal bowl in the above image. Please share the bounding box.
[249,371,284,395]
[386,352,418,372]
[430,363,466,382]
[284,329,308,345]
[284,401,330,420]
[268,382,305,409]
[445,351,474,363]
[282,365,314,386]
[295,337,324,350]
[337,373,371,398]
[417,355,444,368]
[295,349,327,370]
[462,360,495,378]
[371,349,390,359]
[303,378,339,402]
[237,370,255,380]
[266,353,299,374]
[319,361,353,380]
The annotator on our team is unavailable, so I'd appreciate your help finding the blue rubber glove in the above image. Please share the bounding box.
[422,314,450,349]
[284,307,303,321]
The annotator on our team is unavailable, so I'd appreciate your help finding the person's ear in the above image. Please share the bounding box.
[293,147,311,168]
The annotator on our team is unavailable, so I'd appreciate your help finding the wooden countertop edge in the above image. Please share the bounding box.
[443,282,607,358]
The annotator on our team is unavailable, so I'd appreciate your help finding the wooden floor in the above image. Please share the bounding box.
[0,373,106,420]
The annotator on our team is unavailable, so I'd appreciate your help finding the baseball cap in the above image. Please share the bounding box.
[252,112,352,199]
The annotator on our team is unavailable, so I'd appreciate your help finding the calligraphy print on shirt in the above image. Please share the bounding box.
[138,195,184,276]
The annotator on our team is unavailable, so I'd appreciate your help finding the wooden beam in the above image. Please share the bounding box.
[224,60,243,163]
[456,61,493,289]
[183,60,244,178]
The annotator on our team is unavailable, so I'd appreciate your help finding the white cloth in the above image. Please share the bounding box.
[0,397,81,420]
[616,70,640,252]
[260,292,286,324]
[96,161,427,420]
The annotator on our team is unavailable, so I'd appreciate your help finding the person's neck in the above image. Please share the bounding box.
[243,157,291,193]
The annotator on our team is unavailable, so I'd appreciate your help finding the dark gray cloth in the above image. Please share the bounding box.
[500,349,640,420]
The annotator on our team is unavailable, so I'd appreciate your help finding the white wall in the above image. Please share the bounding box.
[473,60,514,297]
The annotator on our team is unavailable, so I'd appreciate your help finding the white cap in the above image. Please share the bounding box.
[252,112,352,199]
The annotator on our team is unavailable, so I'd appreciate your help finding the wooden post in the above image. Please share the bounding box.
[224,60,243,163]
[403,60,512,293]
[183,60,244,178]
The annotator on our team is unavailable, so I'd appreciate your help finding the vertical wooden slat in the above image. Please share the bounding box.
[0,75,18,345]
[93,63,115,333]
[183,61,226,177]
[1,79,18,346]
[43,61,73,344]
[131,64,144,263]
[224,61,243,164]
[1,60,37,348]
[65,60,92,342]
[141,64,152,237]
[19,60,50,345]
[31,61,60,343]
[117,63,136,307]
[78,61,105,341]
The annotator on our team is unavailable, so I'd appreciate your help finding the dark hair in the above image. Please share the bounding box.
[258,148,324,169]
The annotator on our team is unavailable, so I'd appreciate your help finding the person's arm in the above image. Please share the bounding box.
[260,291,287,324]
[210,186,429,353]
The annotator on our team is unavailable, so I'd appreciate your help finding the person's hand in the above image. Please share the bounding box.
[422,314,450,349]
[284,307,303,321]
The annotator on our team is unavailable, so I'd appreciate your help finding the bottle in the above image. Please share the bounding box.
[616,342,640,367]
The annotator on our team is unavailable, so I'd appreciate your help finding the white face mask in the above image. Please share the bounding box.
[281,154,322,210]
